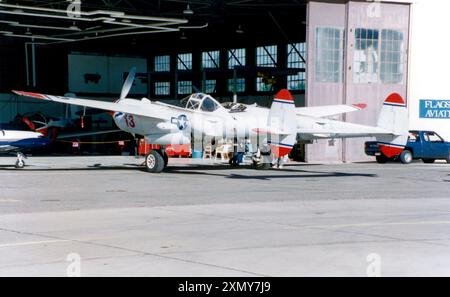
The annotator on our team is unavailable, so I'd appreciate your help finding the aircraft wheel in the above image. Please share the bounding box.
[422,159,436,164]
[399,150,413,164]
[145,151,165,173]
[229,156,239,167]
[252,160,271,170]
[15,160,25,169]
[376,155,388,164]
[157,150,169,168]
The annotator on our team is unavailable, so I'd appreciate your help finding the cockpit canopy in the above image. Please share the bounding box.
[182,93,221,112]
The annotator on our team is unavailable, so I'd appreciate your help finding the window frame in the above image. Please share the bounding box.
[177,53,193,71]
[154,55,170,72]
[256,45,278,68]
[177,80,193,95]
[352,28,406,85]
[315,27,345,83]
[228,48,246,69]
[154,81,171,96]
[228,77,246,93]
[202,50,220,69]
[380,29,405,85]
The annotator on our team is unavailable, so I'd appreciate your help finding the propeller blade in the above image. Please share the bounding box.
[120,67,137,100]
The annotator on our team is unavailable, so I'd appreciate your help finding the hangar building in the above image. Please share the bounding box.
[0,0,448,163]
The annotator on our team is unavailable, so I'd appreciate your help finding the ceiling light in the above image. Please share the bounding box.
[183,4,194,15]
[69,22,80,31]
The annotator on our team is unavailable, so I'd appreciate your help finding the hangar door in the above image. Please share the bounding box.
[306,1,411,163]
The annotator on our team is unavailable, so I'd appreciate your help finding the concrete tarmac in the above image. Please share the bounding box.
[0,156,449,276]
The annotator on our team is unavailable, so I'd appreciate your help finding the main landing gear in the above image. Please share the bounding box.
[251,148,272,170]
[145,149,168,173]
[15,152,27,169]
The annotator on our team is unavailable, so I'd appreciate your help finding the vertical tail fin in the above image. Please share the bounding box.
[376,93,409,158]
[267,89,297,158]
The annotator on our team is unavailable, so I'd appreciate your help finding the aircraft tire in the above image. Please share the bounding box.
[253,161,271,170]
[15,160,25,169]
[156,150,169,168]
[145,151,165,173]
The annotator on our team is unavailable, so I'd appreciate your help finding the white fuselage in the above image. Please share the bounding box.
[111,99,272,144]
[0,130,43,142]
[109,96,389,146]
[0,130,46,153]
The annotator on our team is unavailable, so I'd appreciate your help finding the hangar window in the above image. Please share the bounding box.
[178,81,192,94]
[380,30,404,84]
[228,48,246,69]
[202,51,220,69]
[177,53,192,71]
[288,43,306,91]
[204,80,217,94]
[287,43,306,69]
[154,55,170,72]
[228,78,245,93]
[154,82,170,95]
[256,77,274,92]
[257,45,277,68]
[315,27,344,83]
[288,72,306,91]
[353,28,379,84]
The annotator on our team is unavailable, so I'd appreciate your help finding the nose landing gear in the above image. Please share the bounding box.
[15,152,27,169]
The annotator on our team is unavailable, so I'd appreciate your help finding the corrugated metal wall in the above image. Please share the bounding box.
[306,1,411,163]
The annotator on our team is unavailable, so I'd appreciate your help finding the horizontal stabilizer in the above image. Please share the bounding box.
[296,103,367,118]
[252,128,290,136]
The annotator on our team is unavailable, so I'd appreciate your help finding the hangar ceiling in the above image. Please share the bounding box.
[0,1,308,93]
[0,0,307,51]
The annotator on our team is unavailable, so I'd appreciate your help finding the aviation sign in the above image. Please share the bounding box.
[420,100,450,119]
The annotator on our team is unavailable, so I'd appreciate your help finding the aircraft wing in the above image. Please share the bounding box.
[296,104,366,118]
[13,91,163,120]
